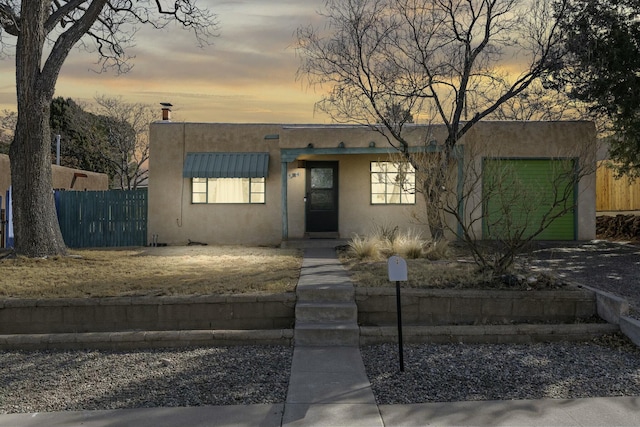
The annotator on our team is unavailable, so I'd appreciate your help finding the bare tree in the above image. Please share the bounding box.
[0,1,217,257]
[489,81,588,122]
[91,95,152,190]
[297,0,568,240]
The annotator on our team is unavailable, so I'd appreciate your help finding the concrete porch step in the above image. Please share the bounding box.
[295,301,358,323]
[296,284,354,303]
[281,239,349,249]
[294,321,360,346]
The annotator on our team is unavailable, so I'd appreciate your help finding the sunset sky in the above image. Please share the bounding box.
[0,0,331,124]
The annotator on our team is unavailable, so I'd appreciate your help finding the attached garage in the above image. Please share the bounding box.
[482,158,576,240]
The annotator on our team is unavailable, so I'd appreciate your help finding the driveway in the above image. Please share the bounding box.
[526,240,640,315]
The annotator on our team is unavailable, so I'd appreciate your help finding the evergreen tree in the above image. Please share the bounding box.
[551,0,640,178]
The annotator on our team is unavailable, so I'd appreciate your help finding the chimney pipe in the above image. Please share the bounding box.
[160,102,173,121]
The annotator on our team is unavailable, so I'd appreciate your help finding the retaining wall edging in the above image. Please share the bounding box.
[0,294,296,334]
[0,329,294,351]
[355,287,598,326]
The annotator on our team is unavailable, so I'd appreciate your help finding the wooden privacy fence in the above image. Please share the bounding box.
[596,161,640,212]
[55,189,147,248]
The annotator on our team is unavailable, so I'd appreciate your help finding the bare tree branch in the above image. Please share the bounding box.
[297,0,569,240]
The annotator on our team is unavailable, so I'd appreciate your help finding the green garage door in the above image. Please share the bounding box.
[483,159,576,240]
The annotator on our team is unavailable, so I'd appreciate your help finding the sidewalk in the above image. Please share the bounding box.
[1,248,640,426]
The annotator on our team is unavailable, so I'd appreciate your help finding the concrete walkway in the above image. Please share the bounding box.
[283,248,383,426]
[2,248,640,426]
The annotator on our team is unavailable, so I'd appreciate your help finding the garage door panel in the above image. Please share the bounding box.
[483,159,576,240]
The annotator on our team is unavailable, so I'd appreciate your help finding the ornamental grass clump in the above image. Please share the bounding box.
[348,234,383,260]
[391,229,425,259]
[347,225,444,261]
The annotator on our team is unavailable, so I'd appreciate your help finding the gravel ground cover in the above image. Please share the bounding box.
[363,336,640,404]
[3,337,640,413]
[527,241,640,316]
[0,346,292,414]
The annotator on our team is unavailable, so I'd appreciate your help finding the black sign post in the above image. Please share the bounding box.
[388,255,408,372]
[395,279,404,371]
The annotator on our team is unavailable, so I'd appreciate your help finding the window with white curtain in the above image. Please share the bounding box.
[191,177,265,204]
[371,161,416,204]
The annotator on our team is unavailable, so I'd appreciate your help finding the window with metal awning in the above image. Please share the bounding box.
[183,153,270,204]
[182,152,270,178]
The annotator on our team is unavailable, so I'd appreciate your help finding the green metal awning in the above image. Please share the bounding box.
[183,152,270,178]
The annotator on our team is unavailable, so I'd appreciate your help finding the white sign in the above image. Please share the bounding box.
[388,255,408,281]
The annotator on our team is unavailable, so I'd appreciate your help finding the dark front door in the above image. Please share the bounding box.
[305,161,339,233]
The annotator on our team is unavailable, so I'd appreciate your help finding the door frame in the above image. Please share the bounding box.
[304,161,339,236]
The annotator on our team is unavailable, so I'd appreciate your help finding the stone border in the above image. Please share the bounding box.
[360,324,620,345]
[582,284,640,347]
[0,329,294,350]
[0,294,295,334]
[355,287,598,326]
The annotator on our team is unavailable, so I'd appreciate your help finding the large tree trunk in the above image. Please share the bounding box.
[9,94,66,257]
[9,0,67,257]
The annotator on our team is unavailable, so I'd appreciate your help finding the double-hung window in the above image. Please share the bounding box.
[184,152,269,204]
[191,177,265,204]
[371,161,416,204]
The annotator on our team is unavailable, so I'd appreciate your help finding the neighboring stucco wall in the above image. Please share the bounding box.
[0,154,109,211]
[0,155,9,210]
[51,165,109,192]
[148,121,597,245]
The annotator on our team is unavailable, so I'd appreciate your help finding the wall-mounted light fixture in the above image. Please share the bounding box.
[338,141,345,148]
[307,143,314,148]
[369,141,376,148]
[429,139,437,146]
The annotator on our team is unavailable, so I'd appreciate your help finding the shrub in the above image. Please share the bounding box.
[372,223,399,243]
[423,239,450,260]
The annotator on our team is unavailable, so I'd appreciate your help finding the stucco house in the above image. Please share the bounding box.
[147,120,596,246]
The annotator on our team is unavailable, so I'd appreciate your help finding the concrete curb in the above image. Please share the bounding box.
[360,323,620,345]
[582,284,640,346]
[0,321,623,351]
[0,329,294,350]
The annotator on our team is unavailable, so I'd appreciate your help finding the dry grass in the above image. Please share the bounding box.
[0,246,303,298]
[0,242,567,299]
[338,245,566,291]
[340,255,484,289]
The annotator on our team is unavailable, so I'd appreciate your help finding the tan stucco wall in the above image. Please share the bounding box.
[0,154,109,211]
[147,123,284,246]
[285,154,430,239]
[0,155,9,210]
[461,121,597,240]
[148,121,597,245]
